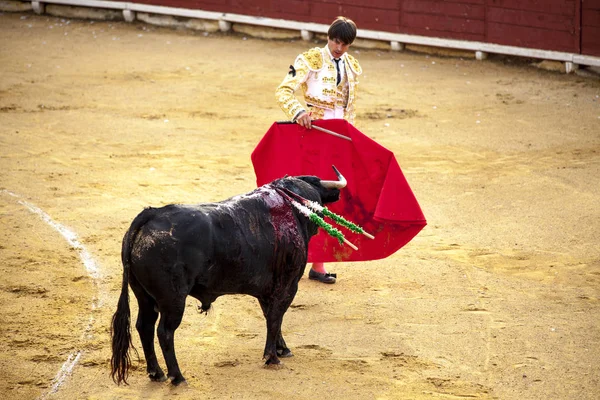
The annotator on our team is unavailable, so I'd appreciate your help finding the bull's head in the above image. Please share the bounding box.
[277,165,346,205]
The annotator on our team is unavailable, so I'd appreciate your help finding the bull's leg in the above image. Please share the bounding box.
[258,299,292,359]
[262,306,283,365]
[156,299,186,385]
[129,276,166,382]
[259,282,298,365]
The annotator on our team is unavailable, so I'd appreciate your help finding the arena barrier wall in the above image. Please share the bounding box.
[4,0,600,71]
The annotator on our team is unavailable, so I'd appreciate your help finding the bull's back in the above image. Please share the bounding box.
[127,202,297,296]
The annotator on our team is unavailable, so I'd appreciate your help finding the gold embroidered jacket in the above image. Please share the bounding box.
[275,46,362,124]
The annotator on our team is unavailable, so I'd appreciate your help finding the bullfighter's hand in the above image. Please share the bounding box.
[295,111,312,130]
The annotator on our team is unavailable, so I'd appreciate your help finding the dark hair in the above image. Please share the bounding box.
[328,16,357,45]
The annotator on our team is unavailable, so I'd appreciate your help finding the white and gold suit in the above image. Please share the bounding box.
[276,45,362,125]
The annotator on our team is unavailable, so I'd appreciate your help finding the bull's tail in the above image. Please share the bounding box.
[110,208,154,385]
[110,270,134,385]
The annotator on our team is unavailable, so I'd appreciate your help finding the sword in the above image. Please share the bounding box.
[311,125,352,142]
[276,121,352,142]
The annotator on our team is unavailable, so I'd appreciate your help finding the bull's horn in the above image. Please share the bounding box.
[321,165,347,189]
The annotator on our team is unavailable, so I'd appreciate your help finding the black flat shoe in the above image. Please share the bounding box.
[308,269,337,284]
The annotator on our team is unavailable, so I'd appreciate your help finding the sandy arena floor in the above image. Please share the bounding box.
[1,10,599,400]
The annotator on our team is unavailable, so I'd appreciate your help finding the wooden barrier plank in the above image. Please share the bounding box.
[581,26,600,56]
[487,22,578,52]
[486,7,575,32]
[487,0,576,16]
[271,1,311,20]
[401,13,485,35]
[582,9,600,26]
[582,0,600,9]
[403,0,485,19]
[310,3,401,32]
[321,0,400,9]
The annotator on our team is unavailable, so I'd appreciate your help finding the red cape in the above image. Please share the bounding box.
[251,120,426,262]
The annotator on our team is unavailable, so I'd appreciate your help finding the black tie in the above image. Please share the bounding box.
[334,58,341,85]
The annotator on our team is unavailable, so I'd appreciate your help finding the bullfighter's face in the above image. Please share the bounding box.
[328,37,351,59]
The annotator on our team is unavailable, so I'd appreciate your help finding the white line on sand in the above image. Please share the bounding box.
[1,190,103,398]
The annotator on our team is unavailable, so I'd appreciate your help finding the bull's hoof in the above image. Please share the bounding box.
[264,357,281,367]
[263,361,285,370]
[170,376,187,386]
[277,348,293,358]
[149,371,167,382]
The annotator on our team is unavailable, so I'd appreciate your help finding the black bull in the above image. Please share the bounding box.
[111,169,346,385]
